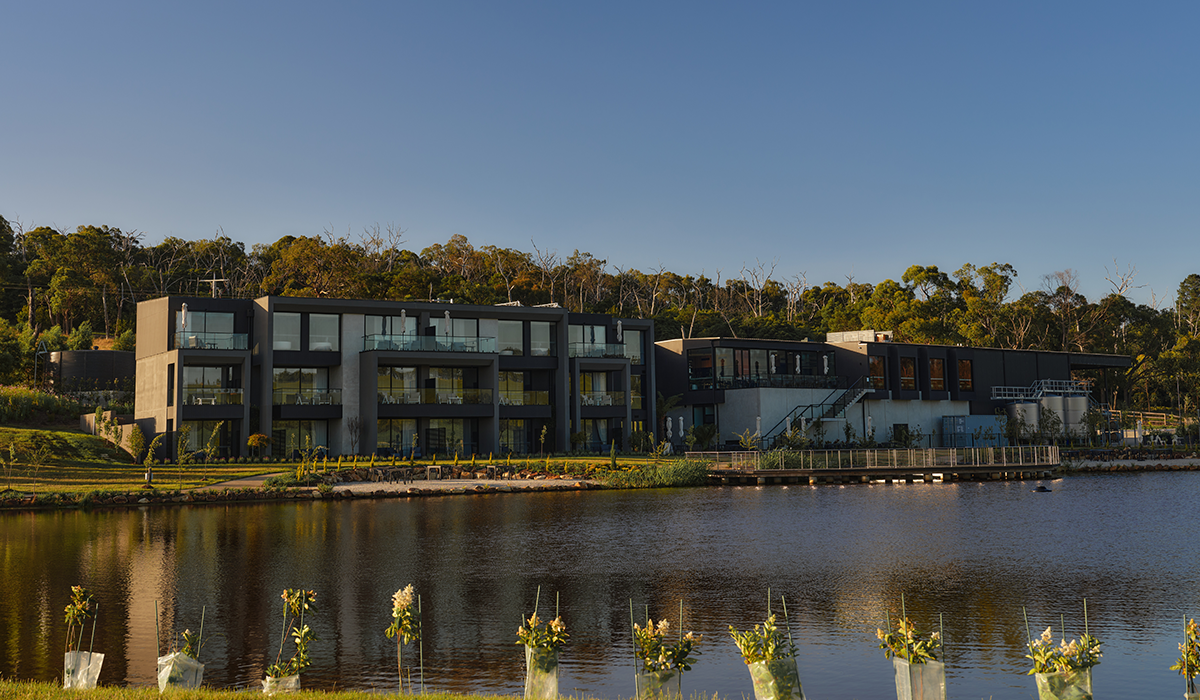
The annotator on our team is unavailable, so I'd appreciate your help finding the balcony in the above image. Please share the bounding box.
[580,391,625,407]
[378,388,493,405]
[176,332,248,351]
[364,335,497,353]
[499,390,550,406]
[273,388,343,406]
[569,342,627,359]
[183,387,243,406]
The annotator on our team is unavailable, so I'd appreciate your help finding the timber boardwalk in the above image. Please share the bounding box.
[692,446,1060,485]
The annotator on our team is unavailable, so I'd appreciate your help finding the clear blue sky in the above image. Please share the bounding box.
[3,1,1197,305]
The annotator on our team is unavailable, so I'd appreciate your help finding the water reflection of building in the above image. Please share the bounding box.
[134,296,654,460]
[655,332,1131,448]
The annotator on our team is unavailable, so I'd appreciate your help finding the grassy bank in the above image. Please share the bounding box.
[0,680,515,700]
[0,424,715,496]
[595,458,710,488]
[0,427,275,494]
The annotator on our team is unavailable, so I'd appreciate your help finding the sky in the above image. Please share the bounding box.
[3,1,1198,305]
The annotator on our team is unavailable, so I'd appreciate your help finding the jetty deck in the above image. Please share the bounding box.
[691,446,1059,485]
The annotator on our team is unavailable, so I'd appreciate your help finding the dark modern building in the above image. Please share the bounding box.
[134,296,654,459]
[655,330,1132,448]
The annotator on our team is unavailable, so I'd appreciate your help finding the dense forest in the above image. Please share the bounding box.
[1,215,1198,416]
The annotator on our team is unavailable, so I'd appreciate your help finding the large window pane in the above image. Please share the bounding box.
[309,314,339,351]
[930,358,945,391]
[958,359,974,392]
[900,357,916,391]
[498,320,523,356]
[530,322,554,356]
[274,313,300,351]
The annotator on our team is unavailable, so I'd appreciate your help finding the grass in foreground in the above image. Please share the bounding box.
[0,427,275,495]
[0,679,513,700]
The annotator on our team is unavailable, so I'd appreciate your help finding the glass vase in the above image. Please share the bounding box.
[892,657,945,700]
[747,657,806,700]
[524,645,559,700]
[262,674,300,695]
[157,651,204,691]
[63,651,104,689]
[1034,668,1092,700]
[635,669,681,700]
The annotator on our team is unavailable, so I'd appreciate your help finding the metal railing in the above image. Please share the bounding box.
[377,388,493,405]
[499,390,550,406]
[183,388,244,406]
[689,445,1060,471]
[580,391,625,407]
[175,332,248,350]
[273,388,342,405]
[364,335,497,353]
[569,342,627,359]
[992,379,1091,401]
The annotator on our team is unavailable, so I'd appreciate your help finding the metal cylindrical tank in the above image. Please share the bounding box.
[1064,396,1089,435]
[1041,396,1065,434]
[1007,402,1039,434]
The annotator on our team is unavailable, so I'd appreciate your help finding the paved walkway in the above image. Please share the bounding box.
[198,472,593,493]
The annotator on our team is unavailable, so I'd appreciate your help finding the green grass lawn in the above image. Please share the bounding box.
[0,426,276,494]
[0,425,702,496]
[0,680,520,700]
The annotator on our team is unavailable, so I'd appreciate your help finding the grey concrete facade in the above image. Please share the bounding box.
[134,295,654,459]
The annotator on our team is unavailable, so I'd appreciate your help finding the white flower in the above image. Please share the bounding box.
[392,585,414,613]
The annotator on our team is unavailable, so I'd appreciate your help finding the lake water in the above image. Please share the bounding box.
[1,472,1197,699]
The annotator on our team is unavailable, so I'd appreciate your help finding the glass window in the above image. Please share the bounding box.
[958,359,974,392]
[377,418,417,455]
[569,324,606,345]
[431,317,478,338]
[930,358,945,391]
[750,349,769,379]
[427,418,472,456]
[180,420,230,457]
[715,347,734,387]
[272,420,328,457]
[530,322,555,356]
[900,357,916,391]
[177,310,233,334]
[498,320,524,356]
[499,419,527,454]
[687,349,713,390]
[869,356,886,390]
[631,375,643,409]
[309,314,339,351]
[274,312,300,351]
[623,329,643,364]
[273,367,330,404]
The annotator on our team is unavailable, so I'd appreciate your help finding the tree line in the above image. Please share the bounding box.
[1,215,1199,417]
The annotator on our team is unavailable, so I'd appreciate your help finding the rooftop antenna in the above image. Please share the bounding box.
[200,276,227,297]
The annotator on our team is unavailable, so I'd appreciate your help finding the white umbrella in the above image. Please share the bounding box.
[444,310,451,337]
[180,303,188,330]
[616,320,623,343]
[399,309,406,335]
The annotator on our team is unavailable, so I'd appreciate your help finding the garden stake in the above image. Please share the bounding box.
[939,612,944,661]
[1083,598,1089,637]
[1187,616,1191,696]
[88,603,99,658]
[901,593,910,661]
[781,595,796,657]
[197,605,206,660]
[418,594,425,694]
[1022,606,1032,651]
[629,600,636,677]
[155,600,161,656]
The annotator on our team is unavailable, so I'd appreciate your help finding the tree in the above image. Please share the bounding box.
[1178,274,1200,336]
[126,424,146,464]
